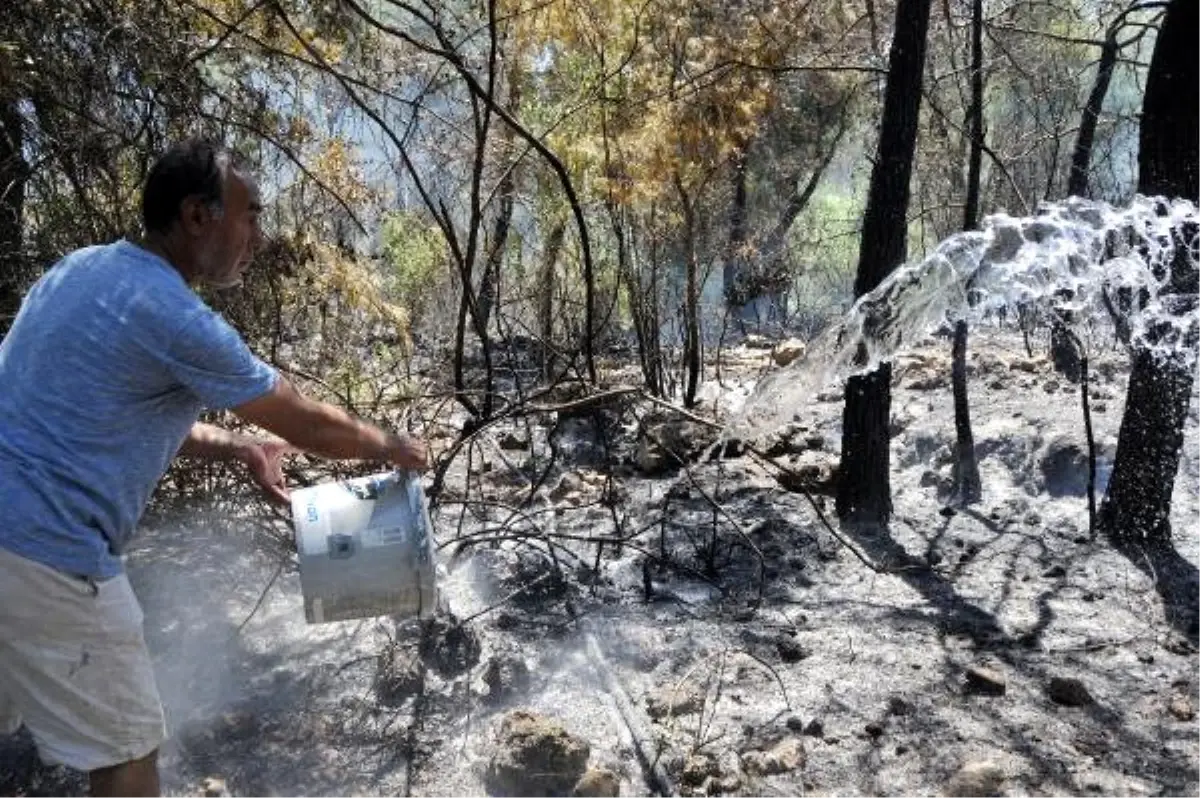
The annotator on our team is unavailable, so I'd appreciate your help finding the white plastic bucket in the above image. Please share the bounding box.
[290,470,437,624]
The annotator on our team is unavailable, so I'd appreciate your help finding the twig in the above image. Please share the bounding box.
[738,648,793,712]
[1058,326,1098,538]
[1040,629,1157,653]
[639,420,767,598]
[1079,352,1099,539]
[235,560,285,635]
[457,572,553,626]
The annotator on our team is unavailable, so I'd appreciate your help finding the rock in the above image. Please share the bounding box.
[802,718,824,737]
[498,431,530,450]
[772,338,807,367]
[201,777,227,797]
[1009,357,1046,374]
[485,710,591,797]
[864,721,885,739]
[743,333,774,349]
[908,373,949,391]
[635,415,719,475]
[887,696,914,716]
[762,422,810,457]
[551,472,585,500]
[945,761,1005,797]
[776,639,809,663]
[572,767,620,797]
[785,715,805,733]
[741,738,805,776]
[705,773,743,795]
[646,683,705,719]
[1040,438,1091,497]
[1042,564,1067,578]
[1169,696,1196,721]
[1048,676,1093,706]
[965,665,1007,696]
[680,753,720,787]
[481,653,531,704]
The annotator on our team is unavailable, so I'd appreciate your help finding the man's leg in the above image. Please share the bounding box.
[89,749,160,797]
[0,548,167,790]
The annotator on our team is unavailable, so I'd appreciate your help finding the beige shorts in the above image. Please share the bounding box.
[0,545,166,771]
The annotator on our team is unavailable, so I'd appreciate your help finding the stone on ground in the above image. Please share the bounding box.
[485,710,591,797]
[1047,676,1093,706]
[945,761,1005,797]
[741,738,805,776]
[572,767,620,797]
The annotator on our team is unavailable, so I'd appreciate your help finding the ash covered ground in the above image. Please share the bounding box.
[3,328,1197,797]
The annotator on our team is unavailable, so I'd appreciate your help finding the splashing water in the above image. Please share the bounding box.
[733,195,1199,439]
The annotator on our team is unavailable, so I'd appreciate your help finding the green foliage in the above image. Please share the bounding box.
[786,187,862,324]
[379,210,449,329]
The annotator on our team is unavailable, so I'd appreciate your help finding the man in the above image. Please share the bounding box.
[0,139,428,796]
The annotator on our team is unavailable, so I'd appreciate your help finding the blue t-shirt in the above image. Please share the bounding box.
[0,241,278,578]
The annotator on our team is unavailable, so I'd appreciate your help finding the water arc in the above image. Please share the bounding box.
[733,195,1199,439]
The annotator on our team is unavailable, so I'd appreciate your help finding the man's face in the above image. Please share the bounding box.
[194,170,262,289]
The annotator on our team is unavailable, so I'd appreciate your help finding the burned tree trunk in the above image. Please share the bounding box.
[1067,27,1121,198]
[675,176,702,409]
[1099,0,1198,544]
[836,0,934,523]
[1053,10,1130,380]
[723,148,750,322]
[950,0,984,506]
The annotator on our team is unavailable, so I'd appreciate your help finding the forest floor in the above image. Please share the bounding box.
[2,327,1198,797]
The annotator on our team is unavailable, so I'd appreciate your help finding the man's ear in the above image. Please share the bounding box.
[178,195,212,236]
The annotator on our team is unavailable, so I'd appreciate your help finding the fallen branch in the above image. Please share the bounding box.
[582,623,676,797]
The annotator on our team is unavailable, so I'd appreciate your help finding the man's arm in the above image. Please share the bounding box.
[179,422,294,504]
[178,422,256,462]
[231,376,427,469]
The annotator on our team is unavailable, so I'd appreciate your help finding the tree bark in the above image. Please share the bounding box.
[1053,12,1125,381]
[675,176,702,408]
[1067,33,1119,198]
[0,97,26,334]
[961,0,984,232]
[949,0,984,506]
[723,147,749,315]
[1101,341,1195,541]
[538,221,565,381]
[1099,0,1198,545]
[836,0,934,523]
[951,321,982,503]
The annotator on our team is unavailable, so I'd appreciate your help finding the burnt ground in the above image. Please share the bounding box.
[2,328,1198,797]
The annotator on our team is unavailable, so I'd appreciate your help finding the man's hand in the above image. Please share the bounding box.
[387,433,429,471]
[237,438,296,505]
